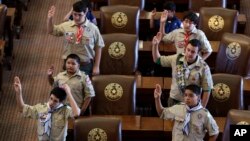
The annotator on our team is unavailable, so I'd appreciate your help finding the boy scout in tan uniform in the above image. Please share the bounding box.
[154,84,219,141]
[47,1,104,76]
[152,33,213,107]
[13,77,80,141]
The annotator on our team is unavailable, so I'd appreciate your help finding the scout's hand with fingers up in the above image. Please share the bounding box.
[47,65,55,76]
[13,76,22,94]
[152,32,162,46]
[160,10,168,23]
[154,84,162,99]
[48,5,56,19]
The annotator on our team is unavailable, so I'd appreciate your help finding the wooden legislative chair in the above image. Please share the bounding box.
[100,5,140,35]
[198,7,238,41]
[108,0,145,10]
[91,75,136,115]
[188,0,226,12]
[100,33,138,75]
[206,73,244,117]
[74,117,122,141]
[215,33,250,78]
[222,109,250,141]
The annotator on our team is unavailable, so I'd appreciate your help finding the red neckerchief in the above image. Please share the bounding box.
[76,25,84,44]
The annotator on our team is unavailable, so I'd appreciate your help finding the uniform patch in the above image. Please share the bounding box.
[85,76,92,85]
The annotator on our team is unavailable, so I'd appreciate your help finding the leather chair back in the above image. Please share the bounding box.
[189,0,226,12]
[215,33,250,78]
[0,4,7,39]
[100,33,138,75]
[100,5,140,35]
[74,117,122,141]
[222,109,250,141]
[91,75,136,115]
[199,7,238,41]
[108,0,145,10]
[207,73,244,117]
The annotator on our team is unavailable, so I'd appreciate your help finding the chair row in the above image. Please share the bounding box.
[88,73,250,117]
[91,0,241,11]
[70,109,250,141]
[95,5,245,40]
[100,31,250,79]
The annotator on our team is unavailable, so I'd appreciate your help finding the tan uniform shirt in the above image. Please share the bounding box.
[160,54,213,101]
[162,27,212,55]
[52,20,105,62]
[53,70,95,108]
[23,103,73,141]
[161,104,219,141]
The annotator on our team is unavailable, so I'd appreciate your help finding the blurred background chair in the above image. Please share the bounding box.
[108,0,145,10]
[74,117,122,141]
[222,109,250,141]
[100,33,138,75]
[91,75,136,115]
[206,73,244,117]
[0,4,7,40]
[215,33,250,78]
[188,0,226,12]
[198,7,238,41]
[100,5,140,36]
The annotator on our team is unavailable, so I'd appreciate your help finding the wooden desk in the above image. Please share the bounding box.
[7,8,15,30]
[93,10,246,26]
[139,40,220,53]
[163,77,250,109]
[5,8,16,70]
[163,117,226,133]
[0,40,5,61]
[0,40,5,92]
[68,115,226,141]
[137,76,164,89]
[68,115,141,131]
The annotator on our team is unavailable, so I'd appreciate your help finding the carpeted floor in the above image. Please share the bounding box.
[0,0,76,140]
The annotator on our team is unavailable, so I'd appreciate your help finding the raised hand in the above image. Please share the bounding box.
[47,65,55,76]
[13,76,22,94]
[152,32,162,46]
[160,10,168,23]
[48,5,56,19]
[154,84,162,99]
[151,8,157,18]
[60,83,71,95]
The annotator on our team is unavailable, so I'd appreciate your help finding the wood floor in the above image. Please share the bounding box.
[0,0,250,141]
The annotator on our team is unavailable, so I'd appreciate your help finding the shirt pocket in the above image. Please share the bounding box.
[53,115,65,129]
[174,116,184,131]
[81,35,93,46]
[191,122,204,135]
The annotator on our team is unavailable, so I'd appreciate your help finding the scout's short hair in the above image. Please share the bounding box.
[183,11,199,25]
[66,54,81,65]
[188,39,201,51]
[163,1,176,12]
[50,87,67,102]
[185,84,202,95]
[73,1,88,13]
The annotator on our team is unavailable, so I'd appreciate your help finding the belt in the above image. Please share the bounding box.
[80,60,92,66]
